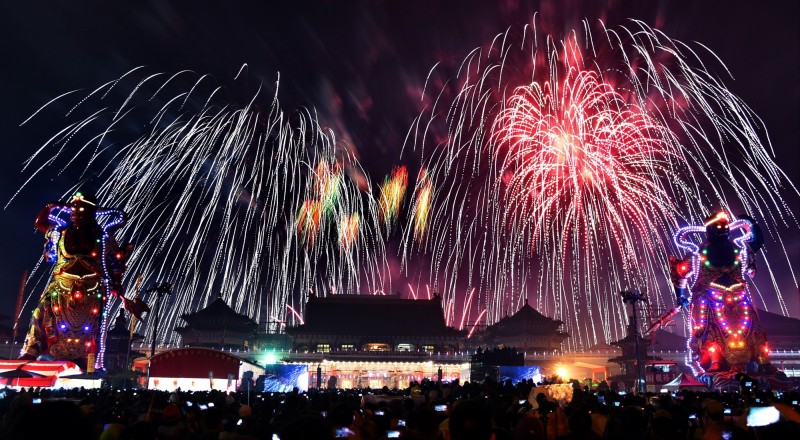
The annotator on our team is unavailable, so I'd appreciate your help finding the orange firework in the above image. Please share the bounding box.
[296,199,321,243]
[413,168,433,242]
[379,165,408,228]
[314,161,342,213]
[339,213,360,249]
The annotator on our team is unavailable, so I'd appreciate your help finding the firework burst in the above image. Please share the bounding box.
[401,19,798,348]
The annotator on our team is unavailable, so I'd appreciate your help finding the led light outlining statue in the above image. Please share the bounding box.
[20,192,131,371]
[670,212,773,378]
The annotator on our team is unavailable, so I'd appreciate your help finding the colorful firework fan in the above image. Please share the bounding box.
[13,69,390,345]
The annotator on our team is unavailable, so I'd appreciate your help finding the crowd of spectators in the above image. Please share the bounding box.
[1,377,799,440]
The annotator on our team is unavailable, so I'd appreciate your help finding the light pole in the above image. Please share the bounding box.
[147,282,173,358]
[620,289,647,394]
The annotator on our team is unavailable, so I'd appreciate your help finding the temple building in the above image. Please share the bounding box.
[286,294,465,353]
[103,310,145,374]
[647,328,690,353]
[477,300,569,352]
[758,309,800,351]
[284,294,468,389]
[757,309,800,378]
[608,319,651,390]
[175,296,258,351]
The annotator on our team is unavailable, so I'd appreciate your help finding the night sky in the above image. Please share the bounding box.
[0,1,798,326]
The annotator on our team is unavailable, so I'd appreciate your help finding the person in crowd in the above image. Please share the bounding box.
[1,381,800,440]
[448,399,494,440]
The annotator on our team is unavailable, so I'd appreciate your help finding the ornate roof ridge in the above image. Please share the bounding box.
[180,296,257,326]
[488,300,563,328]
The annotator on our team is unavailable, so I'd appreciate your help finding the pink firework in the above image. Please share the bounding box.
[494,65,679,272]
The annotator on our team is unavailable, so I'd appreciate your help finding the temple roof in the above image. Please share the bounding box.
[286,294,465,337]
[587,329,685,353]
[483,300,566,336]
[175,296,257,333]
[610,332,652,348]
[106,310,144,341]
[610,318,652,357]
[757,308,800,336]
[648,328,688,351]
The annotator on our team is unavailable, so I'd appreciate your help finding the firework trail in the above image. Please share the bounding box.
[13,69,390,345]
[458,287,476,330]
[406,283,417,300]
[467,309,487,339]
[401,18,798,349]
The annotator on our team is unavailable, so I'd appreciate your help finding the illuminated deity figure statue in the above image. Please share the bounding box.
[670,212,773,378]
[21,192,130,371]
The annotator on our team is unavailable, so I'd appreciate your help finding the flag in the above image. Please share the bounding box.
[125,274,149,322]
[123,296,151,321]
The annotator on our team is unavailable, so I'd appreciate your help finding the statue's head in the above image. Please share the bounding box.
[70,192,97,223]
[704,211,730,239]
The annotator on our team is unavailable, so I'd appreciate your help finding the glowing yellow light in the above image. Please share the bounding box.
[704,212,729,227]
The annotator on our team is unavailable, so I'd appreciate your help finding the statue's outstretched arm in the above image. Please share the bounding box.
[34,202,70,233]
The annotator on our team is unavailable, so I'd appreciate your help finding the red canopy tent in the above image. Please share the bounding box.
[0,360,83,387]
